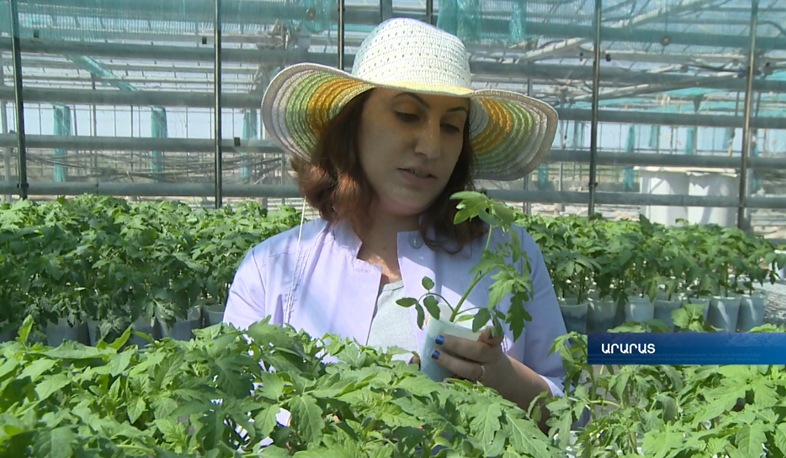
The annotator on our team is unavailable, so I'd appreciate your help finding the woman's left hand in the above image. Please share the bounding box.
[429,326,510,387]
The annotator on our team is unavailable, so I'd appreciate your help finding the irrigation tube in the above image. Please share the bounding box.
[737,1,758,229]
[9,0,27,199]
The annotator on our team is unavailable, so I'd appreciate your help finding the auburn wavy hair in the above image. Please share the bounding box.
[290,89,486,254]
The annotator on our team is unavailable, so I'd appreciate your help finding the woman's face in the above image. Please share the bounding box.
[356,88,469,219]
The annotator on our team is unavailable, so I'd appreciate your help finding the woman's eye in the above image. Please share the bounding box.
[442,124,460,134]
[395,112,418,122]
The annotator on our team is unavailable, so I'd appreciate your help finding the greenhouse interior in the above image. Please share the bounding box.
[2,0,786,456]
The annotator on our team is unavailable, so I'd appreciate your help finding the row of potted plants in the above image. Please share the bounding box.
[0,195,300,341]
[558,288,768,334]
[2,194,783,344]
[520,212,785,333]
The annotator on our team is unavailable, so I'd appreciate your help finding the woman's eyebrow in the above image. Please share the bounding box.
[393,92,468,113]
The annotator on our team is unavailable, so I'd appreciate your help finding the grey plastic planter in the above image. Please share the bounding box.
[737,293,766,332]
[588,298,617,332]
[128,317,161,347]
[0,324,16,343]
[203,304,225,327]
[87,319,102,345]
[653,293,682,331]
[45,318,89,346]
[558,298,588,334]
[706,295,741,332]
[160,307,203,341]
[624,296,655,323]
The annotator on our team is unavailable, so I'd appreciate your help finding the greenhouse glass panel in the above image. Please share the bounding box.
[10,0,219,200]
[593,0,768,228]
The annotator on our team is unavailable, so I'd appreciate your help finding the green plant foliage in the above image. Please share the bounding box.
[396,191,534,340]
[517,212,786,305]
[547,319,786,458]
[0,316,559,457]
[0,195,300,337]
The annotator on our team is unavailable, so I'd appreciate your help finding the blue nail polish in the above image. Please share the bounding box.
[435,335,444,345]
[431,350,440,360]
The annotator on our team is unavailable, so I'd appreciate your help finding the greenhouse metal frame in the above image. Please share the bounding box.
[1,0,785,235]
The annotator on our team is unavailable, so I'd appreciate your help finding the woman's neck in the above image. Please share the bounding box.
[355,205,421,284]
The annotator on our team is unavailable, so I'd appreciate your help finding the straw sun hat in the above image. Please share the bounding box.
[261,18,558,181]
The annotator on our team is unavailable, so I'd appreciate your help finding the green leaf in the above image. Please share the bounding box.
[259,372,285,401]
[472,308,491,333]
[254,404,280,438]
[32,426,74,458]
[455,314,474,323]
[369,444,395,458]
[506,294,530,341]
[734,424,766,458]
[421,277,435,290]
[16,316,34,344]
[150,395,179,419]
[506,418,553,457]
[127,397,146,423]
[155,418,187,446]
[289,395,324,445]
[107,349,134,377]
[641,428,686,458]
[259,445,292,458]
[197,410,226,452]
[415,304,425,329]
[34,374,70,402]
[108,326,131,350]
[423,296,441,321]
[774,423,786,456]
[396,298,418,308]
[20,359,56,382]
[694,386,745,424]
[469,402,503,455]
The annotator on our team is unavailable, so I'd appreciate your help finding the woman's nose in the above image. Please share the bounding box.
[413,122,441,158]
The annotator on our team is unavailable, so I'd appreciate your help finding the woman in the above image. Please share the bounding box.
[224,17,567,424]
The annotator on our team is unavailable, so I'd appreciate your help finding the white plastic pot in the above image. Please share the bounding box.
[87,319,102,345]
[559,299,588,334]
[653,293,682,331]
[420,315,483,382]
[45,317,89,346]
[737,293,765,332]
[587,299,617,332]
[707,295,741,332]
[203,304,225,327]
[624,296,655,323]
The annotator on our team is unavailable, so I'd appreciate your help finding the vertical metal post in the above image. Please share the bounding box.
[214,0,223,208]
[338,0,345,70]
[737,0,758,229]
[380,0,393,21]
[524,73,533,215]
[1,63,11,202]
[588,0,602,215]
[426,0,433,24]
[9,0,28,199]
[91,75,98,171]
